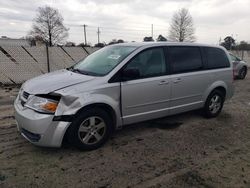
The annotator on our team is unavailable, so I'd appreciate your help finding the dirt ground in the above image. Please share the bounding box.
[0,75,250,188]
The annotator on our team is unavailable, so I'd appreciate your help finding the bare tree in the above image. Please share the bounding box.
[168,8,195,42]
[30,6,69,46]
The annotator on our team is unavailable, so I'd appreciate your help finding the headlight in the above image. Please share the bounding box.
[25,95,59,114]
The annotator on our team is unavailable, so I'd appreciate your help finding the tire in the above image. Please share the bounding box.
[203,90,225,118]
[238,67,247,80]
[67,108,113,150]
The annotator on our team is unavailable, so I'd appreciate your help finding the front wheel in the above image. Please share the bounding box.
[67,108,113,150]
[203,90,225,118]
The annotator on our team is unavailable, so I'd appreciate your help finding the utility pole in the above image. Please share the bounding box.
[151,24,154,39]
[45,43,50,73]
[97,27,101,44]
[81,24,87,45]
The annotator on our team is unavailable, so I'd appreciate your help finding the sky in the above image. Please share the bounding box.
[0,0,249,45]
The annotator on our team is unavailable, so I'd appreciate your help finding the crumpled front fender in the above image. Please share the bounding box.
[54,86,122,128]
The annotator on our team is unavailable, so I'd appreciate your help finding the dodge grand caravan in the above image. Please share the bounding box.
[14,42,234,150]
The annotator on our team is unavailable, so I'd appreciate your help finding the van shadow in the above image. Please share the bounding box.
[39,110,200,152]
[115,109,200,135]
[148,121,183,130]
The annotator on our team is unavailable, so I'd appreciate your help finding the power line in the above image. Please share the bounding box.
[70,29,167,40]
[86,27,150,34]
[67,20,169,28]
[97,34,143,41]
[98,32,149,38]
[86,25,168,37]
[88,25,151,32]
[82,28,151,37]
[68,23,168,34]
[68,24,151,31]
[69,30,148,37]
[67,22,169,44]
[69,30,145,41]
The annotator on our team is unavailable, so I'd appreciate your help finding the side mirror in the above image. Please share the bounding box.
[122,68,140,81]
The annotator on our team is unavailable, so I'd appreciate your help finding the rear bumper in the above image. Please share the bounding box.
[14,98,71,147]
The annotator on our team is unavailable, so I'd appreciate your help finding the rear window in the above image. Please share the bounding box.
[204,47,230,69]
[169,46,203,74]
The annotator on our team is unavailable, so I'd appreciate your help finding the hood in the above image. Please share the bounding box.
[241,60,250,67]
[22,69,95,94]
[233,60,249,67]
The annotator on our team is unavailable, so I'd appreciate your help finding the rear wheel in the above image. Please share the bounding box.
[238,67,247,79]
[203,90,225,118]
[67,108,113,150]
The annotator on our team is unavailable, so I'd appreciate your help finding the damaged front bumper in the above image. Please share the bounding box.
[14,97,71,147]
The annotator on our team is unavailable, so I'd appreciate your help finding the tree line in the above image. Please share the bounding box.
[27,6,196,47]
[220,36,250,51]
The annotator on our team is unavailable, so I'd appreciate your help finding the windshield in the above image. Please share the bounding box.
[72,45,137,76]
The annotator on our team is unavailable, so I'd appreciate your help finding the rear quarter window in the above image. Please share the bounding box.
[204,47,230,69]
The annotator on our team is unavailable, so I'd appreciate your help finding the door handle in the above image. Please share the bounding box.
[158,80,169,85]
[173,78,181,83]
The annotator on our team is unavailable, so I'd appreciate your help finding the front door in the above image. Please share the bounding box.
[121,47,171,125]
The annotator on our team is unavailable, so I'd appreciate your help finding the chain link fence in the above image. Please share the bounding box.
[1,46,249,85]
[230,50,250,65]
[0,46,100,85]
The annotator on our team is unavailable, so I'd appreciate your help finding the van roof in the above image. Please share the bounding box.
[113,42,224,49]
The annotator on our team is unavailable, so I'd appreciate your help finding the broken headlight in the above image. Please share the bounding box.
[25,95,60,114]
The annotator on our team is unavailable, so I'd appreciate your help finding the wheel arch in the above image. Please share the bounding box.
[242,65,248,70]
[62,102,118,146]
[75,103,117,129]
[203,81,227,103]
[213,86,226,98]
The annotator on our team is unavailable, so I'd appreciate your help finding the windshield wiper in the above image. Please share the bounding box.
[73,69,90,75]
[66,67,73,71]
[67,67,103,77]
[67,67,90,75]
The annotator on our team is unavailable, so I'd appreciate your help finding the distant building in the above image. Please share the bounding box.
[65,42,76,47]
[34,40,46,47]
[0,36,30,47]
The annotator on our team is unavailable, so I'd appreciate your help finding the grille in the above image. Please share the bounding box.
[22,91,30,99]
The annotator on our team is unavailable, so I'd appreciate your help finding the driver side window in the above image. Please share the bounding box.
[124,48,166,79]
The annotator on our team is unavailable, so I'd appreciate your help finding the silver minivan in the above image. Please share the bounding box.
[14,42,234,150]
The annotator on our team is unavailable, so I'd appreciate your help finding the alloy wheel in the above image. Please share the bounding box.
[78,116,106,145]
[208,95,222,114]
